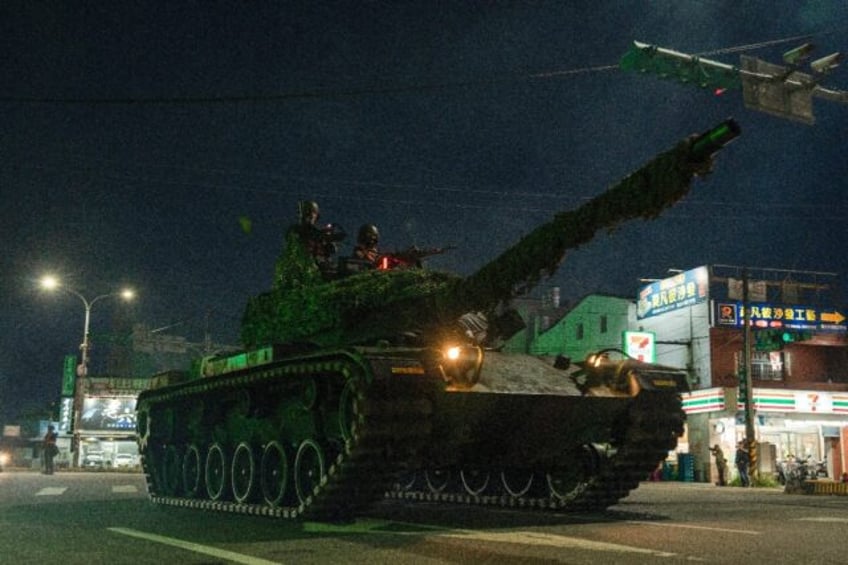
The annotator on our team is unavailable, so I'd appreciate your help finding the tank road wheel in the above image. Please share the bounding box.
[500,469,535,497]
[231,442,258,504]
[205,443,230,501]
[162,445,183,496]
[396,471,417,492]
[301,379,320,411]
[182,444,204,498]
[460,468,491,496]
[294,439,326,505]
[547,445,601,501]
[136,405,150,451]
[338,379,362,444]
[424,468,451,494]
[260,441,290,507]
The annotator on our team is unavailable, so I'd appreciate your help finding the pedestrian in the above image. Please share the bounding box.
[709,444,728,486]
[735,441,750,487]
[42,425,58,475]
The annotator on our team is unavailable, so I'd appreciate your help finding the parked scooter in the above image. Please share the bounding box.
[781,456,827,493]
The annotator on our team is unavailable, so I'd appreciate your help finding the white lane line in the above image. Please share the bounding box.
[307,520,681,558]
[108,527,282,565]
[35,487,67,496]
[437,530,677,557]
[627,520,760,535]
[111,485,139,493]
[796,517,848,523]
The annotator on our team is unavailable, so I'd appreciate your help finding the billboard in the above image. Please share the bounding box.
[637,266,709,320]
[80,397,137,432]
[715,301,846,332]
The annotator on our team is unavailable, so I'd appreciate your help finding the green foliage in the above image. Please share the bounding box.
[727,474,779,488]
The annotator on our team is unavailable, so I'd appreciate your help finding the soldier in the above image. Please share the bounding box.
[353,224,380,266]
[289,200,346,278]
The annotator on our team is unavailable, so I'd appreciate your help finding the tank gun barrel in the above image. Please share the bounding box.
[242,120,739,348]
[450,119,740,313]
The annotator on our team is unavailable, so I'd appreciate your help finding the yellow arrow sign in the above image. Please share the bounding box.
[821,311,846,324]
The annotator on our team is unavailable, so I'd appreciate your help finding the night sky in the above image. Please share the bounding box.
[2,2,847,422]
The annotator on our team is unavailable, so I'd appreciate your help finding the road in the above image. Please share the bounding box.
[1,471,846,564]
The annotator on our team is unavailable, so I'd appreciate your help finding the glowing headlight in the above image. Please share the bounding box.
[0,452,9,466]
[445,346,462,361]
[439,344,483,389]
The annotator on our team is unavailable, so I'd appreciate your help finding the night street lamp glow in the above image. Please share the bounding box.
[37,273,136,468]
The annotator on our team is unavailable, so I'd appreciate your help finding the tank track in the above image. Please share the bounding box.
[137,354,436,521]
[385,390,685,512]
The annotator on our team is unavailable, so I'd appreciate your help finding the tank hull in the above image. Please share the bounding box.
[137,346,684,520]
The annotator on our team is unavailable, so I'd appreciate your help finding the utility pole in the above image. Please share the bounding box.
[741,268,757,482]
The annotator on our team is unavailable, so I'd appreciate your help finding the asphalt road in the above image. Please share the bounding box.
[1,471,846,564]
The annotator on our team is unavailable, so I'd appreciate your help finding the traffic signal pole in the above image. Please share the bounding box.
[620,40,847,124]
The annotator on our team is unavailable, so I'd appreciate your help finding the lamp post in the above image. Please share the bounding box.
[40,276,135,468]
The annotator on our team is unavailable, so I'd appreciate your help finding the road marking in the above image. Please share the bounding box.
[796,517,848,524]
[627,520,760,535]
[438,530,677,557]
[112,485,138,493]
[309,520,678,558]
[108,527,281,565]
[35,487,67,496]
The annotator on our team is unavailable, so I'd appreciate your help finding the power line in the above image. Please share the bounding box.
[0,32,834,106]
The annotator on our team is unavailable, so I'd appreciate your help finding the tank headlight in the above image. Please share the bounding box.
[445,346,462,361]
[439,344,483,389]
[0,452,9,466]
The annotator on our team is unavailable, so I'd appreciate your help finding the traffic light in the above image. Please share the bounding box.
[783,43,815,65]
[779,330,813,343]
[755,330,783,351]
[810,52,842,74]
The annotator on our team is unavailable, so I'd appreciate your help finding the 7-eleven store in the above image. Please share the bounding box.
[680,387,848,483]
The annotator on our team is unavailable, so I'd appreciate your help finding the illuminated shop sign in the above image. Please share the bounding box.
[715,301,846,332]
[735,389,846,414]
[637,266,709,319]
[623,331,656,362]
[682,388,726,414]
[58,397,73,434]
[685,389,848,415]
[80,397,137,432]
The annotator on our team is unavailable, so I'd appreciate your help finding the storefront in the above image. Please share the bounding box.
[683,387,848,482]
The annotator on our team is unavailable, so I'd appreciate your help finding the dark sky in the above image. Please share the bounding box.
[2,2,847,422]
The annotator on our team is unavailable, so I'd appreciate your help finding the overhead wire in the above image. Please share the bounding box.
[0,31,837,105]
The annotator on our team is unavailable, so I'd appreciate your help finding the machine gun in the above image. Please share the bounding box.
[377,245,456,270]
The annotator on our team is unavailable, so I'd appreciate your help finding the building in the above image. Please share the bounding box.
[525,265,848,483]
[52,323,237,468]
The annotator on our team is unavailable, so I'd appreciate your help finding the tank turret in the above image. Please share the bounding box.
[242,119,740,349]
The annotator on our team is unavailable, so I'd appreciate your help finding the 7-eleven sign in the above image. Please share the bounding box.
[623,331,656,362]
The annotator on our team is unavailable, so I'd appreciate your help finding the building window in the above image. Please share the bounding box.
[599,315,608,334]
[737,350,787,381]
[576,323,584,341]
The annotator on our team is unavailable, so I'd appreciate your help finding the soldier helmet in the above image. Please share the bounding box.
[357,224,379,245]
[298,200,320,223]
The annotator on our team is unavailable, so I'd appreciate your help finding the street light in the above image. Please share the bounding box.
[39,275,135,467]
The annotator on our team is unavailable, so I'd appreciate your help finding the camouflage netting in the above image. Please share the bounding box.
[241,138,707,348]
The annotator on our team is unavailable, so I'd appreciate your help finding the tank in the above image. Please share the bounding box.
[136,119,740,520]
